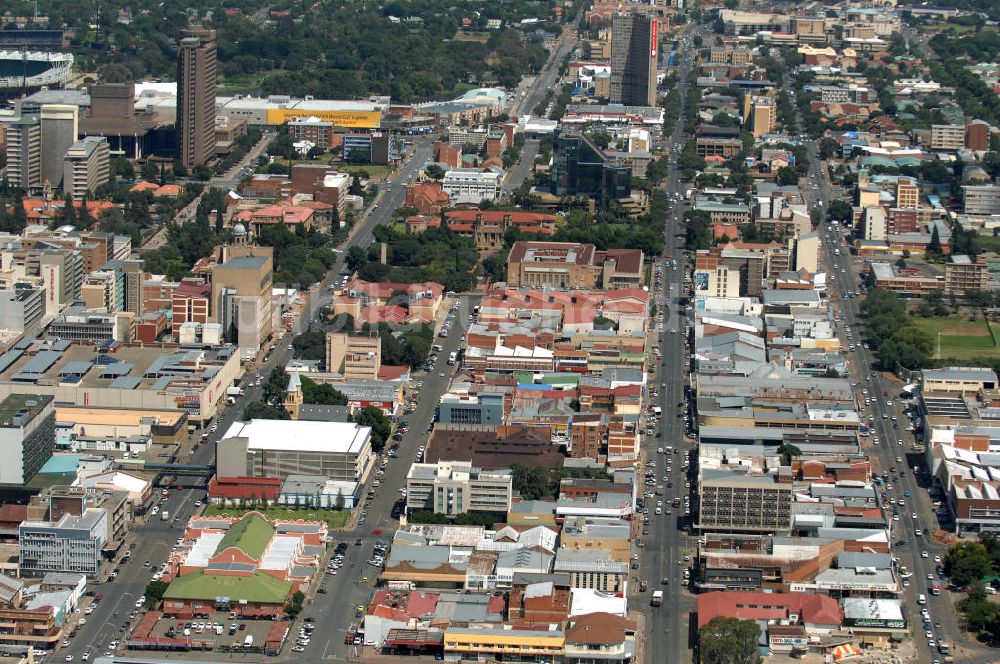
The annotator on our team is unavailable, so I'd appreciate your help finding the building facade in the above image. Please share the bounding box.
[406,461,513,515]
[39,104,78,189]
[18,508,107,578]
[0,394,54,485]
[63,136,110,198]
[5,115,42,190]
[698,471,793,533]
[610,11,657,107]
[177,27,218,168]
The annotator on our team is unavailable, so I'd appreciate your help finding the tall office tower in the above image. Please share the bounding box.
[122,259,145,317]
[40,104,79,189]
[6,114,42,190]
[63,136,110,198]
[176,26,217,168]
[610,12,658,107]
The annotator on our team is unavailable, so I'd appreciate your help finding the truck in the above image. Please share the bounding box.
[447,351,457,365]
[226,386,244,398]
[651,591,663,607]
[243,635,253,648]
[161,511,169,522]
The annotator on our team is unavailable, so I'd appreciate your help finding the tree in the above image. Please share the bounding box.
[61,193,76,227]
[292,330,326,361]
[775,166,798,186]
[827,199,853,223]
[301,376,348,406]
[11,198,26,232]
[944,542,994,587]
[140,162,159,181]
[511,464,556,500]
[77,198,94,230]
[263,367,291,406]
[144,580,169,609]
[242,401,290,420]
[928,225,943,256]
[777,443,801,466]
[699,616,763,664]
[354,406,390,451]
[425,164,446,180]
[111,156,134,179]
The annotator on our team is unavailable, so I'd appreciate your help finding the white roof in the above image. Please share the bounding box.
[134,82,177,98]
[74,470,149,494]
[260,535,300,571]
[185,532,226,568]
[222,419,371,454]
[570,588,628,617]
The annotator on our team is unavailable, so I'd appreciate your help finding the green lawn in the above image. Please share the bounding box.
[270,156,395,181]
[926,22,979,34]
[911,316,1000,360]
[202,505,351,529]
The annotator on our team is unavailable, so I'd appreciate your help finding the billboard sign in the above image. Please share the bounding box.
[266,109,381,128]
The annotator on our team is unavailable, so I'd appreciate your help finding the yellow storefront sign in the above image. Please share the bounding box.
[265,108,381,128]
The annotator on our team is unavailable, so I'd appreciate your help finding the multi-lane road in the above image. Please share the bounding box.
[637,23,700,664]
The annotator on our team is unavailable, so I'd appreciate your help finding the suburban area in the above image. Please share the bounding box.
[0,1,1000,664]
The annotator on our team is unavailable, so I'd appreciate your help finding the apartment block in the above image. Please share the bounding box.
[19,509,107,578]
[944,255,989,297]
[176,27,217,167]
[963,184,1000,216]
[744,96,776,137]
[441,168,502,204]
[325,332,381,380]
[895,177,918,208]
[0,287,44,333]
[405,460,513,515]
[288,116,336,149]
[610,11,657,107]
[930,124,965,151]
[0,394,55,485]
[696,137,743,158]
[5,114,41,190]
[698,469,793,533]
[211,247,273,353]
[63,136,110,198]
[39,104,78,189]
[966,119,991,152]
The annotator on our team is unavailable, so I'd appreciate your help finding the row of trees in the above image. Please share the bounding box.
[511,464,609,500]
[946,535,1000,642]
[859,288,934,370]
[80,1,555,103]
[346,224,479,293]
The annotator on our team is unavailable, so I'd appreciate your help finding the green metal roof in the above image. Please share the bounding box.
[214,514,275,561]
[163,570,291,604]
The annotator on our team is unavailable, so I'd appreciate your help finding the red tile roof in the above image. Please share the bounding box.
[697,591,843,629]
[207,476,282,501]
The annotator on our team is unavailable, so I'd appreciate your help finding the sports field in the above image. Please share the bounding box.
[912,316,1000,360]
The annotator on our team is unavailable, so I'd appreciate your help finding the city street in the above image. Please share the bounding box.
[637,23,700,664]
[804,121,990,659]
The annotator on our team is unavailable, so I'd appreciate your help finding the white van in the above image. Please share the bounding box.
[917,594,926,605]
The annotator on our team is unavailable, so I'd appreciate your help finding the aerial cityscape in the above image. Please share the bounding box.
[0,1,1000,663]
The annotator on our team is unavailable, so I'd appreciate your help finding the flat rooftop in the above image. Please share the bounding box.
[222,419,371,455]
[0,393,52,426]
[0,344,231,391]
